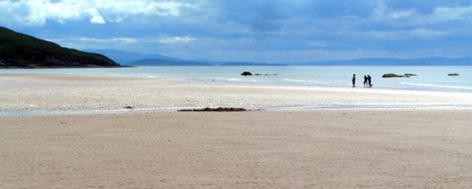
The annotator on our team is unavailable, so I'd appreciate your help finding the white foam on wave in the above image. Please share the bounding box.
[207,77,262,83]
[282,78,322,84]
[143,75,157,78]
[128,74,163,79]
[400,82,472,90]
[209,77,241,82]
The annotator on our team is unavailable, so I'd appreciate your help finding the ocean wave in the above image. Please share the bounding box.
[131,74,162,78]
[209,77,262,82]
[207,77,241,82]
[400,82,472,90]
[282,78,322,84]
[228,78,240,82]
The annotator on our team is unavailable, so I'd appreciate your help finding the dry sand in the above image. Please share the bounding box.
[2,110,472,188]
[1,74,472,188]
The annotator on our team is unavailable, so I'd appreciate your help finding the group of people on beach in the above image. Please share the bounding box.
[352,74,372,88]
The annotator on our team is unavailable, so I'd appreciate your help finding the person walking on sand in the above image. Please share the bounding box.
[352,74,356,87]
[363,75,367,88]
[367,75,372,88]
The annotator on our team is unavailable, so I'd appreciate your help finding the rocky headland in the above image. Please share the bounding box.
[0,27,120,68]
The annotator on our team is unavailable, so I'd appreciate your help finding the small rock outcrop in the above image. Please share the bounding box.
[241,71,253,76]
[382,73,409,78]
[241,71,278,77]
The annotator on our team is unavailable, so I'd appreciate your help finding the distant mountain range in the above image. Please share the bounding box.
[220,62,286,66]
[84,49,183,64]
[0,27,120,68]
[86,49,287,66]
[302,57,472,66]
[125,59,285,66]
[126,58,213,66]
[85,48,472,66]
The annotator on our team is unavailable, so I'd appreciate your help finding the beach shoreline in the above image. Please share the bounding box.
[2,73,472,115]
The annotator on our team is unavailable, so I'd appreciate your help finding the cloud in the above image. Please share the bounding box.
[390,10,416,19]
[306,41,329,48]
[0,0,194,25]
[77,37,138,43]
[433,6,472,20]
[86,8,105,24]
[373,1,418,20]
[4,0,472,62]
[49,37,138,43]
[0,0,82,25]
[49,36,196,46]
[370,28,448,38]
[409,28,448,36]
[158,36,196,44]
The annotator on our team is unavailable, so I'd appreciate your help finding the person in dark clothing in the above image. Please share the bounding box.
[352,74,356,87]
[363,75,367,88]
[367,75,372,88]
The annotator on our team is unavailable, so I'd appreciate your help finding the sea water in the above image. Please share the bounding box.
[2,66,472,93]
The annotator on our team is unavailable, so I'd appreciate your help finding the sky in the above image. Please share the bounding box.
[1,0,472,63]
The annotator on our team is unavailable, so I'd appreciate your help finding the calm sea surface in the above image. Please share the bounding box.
[2,66,472,93]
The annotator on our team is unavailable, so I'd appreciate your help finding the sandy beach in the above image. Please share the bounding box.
[2,110,472,188]
[1,74,472,112]
[2,74,472,188]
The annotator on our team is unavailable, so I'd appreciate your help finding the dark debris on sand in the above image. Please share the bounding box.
[178,107,247,112]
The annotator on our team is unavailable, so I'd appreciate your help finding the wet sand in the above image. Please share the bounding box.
[2,110,472,188]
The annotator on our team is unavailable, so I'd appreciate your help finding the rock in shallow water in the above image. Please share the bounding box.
[241,71,253,76]
[382,73,409,78]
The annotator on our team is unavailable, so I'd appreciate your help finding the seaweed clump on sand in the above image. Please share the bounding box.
[178,107,247,112]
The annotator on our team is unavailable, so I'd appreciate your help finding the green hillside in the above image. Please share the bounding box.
[0,27,120,68]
